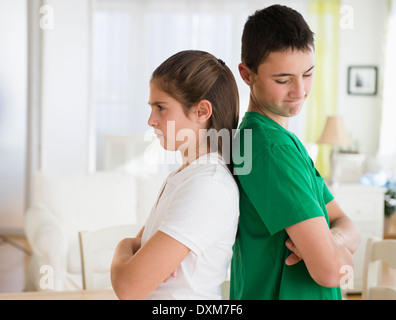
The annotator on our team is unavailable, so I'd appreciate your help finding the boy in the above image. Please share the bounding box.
[230,5,360,300]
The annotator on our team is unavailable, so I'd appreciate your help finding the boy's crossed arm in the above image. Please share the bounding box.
[285,199,361,288]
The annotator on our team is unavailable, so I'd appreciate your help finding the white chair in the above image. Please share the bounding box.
[79,224,142,290]
[362,237,396,299]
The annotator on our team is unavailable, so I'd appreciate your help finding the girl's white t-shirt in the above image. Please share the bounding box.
[141,152,239,300]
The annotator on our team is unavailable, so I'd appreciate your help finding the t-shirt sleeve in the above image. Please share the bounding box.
[158,176,239,255]
[239,144,327,235]
[315,168,334,204]
[323,183,334,204]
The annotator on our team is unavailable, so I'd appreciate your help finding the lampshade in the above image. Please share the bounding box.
[317,116,353,146]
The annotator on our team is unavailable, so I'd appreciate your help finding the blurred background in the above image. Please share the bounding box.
[1,0,396,294]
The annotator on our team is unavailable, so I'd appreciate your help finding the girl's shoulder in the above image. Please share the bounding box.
[169,154,238,194]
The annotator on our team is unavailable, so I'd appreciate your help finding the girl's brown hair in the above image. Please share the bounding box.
[151,50,239,171]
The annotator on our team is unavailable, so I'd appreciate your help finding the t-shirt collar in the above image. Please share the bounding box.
[167,152,226,186]
[243,111,289,133]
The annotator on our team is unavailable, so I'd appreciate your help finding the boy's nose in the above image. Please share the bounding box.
[290,79,306,99]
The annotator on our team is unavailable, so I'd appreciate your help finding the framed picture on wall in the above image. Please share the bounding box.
[347,66,378,95]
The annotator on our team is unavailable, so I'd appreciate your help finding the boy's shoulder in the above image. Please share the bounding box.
[238,112,297,149]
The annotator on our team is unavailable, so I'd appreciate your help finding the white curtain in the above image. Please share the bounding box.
[378,0,396,173]
[92,0,308,169]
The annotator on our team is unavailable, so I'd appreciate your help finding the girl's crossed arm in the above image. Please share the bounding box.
[111,230,190,299]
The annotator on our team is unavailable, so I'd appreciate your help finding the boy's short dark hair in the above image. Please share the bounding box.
[241,4,315,73]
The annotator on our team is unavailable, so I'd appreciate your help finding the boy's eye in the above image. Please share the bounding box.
[275,80,288,85]
[157,105,165,111]
[303,73,313,78]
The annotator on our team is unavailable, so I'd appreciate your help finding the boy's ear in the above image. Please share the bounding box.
[238,63,254,86]
[195,100,212,124]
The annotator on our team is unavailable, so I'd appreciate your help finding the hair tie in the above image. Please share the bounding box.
[218,58,226,66]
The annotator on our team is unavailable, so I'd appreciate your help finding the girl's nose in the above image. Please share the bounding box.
[148,111,158,127]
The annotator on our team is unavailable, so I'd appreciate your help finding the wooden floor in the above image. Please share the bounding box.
[0,235,31,293]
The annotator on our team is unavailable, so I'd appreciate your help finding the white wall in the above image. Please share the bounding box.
[40,0,92,172]
[0,0,386,232]
[337,0,388,170]
[35,0,388,173]
[0,0,27,233]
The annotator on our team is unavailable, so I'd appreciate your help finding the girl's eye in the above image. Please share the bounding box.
[157,105,165,111]
[275,80,288,85]
[303,73,313,78]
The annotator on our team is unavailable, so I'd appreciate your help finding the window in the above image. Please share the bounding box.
[93,0,307,169]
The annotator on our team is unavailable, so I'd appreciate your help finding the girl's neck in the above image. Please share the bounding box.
[179,141,211,171]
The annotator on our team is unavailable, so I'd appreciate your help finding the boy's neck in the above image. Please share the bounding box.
[247,104,290,130]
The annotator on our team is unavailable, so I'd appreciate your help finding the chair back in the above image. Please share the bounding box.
[362,237,396,299]
[79,224,141,290]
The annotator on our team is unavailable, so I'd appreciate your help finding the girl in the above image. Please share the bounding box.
[111,50,240,299]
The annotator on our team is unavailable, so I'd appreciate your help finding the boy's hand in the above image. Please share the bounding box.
[163,270,177,283]
[285,226,352,266]
[285,238,302,266]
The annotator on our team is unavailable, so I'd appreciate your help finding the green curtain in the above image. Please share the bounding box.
[306,0,340,178]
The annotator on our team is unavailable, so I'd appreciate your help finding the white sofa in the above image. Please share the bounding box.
[24,170,167,291]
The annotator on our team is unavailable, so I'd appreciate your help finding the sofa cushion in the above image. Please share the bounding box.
[32,171,140,274]
[33,171,139,232]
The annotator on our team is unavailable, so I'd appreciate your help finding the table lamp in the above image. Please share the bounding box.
[317,115,353,186]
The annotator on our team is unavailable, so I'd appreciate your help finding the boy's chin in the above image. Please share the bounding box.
[285,105,304,117]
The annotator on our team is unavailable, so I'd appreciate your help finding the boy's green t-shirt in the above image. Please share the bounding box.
[230,112,342,300]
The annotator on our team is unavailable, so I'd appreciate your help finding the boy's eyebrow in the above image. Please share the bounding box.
[272,65,315,77]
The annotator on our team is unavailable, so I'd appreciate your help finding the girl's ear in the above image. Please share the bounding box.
[238,63,254,86]
[195,100,212,124]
